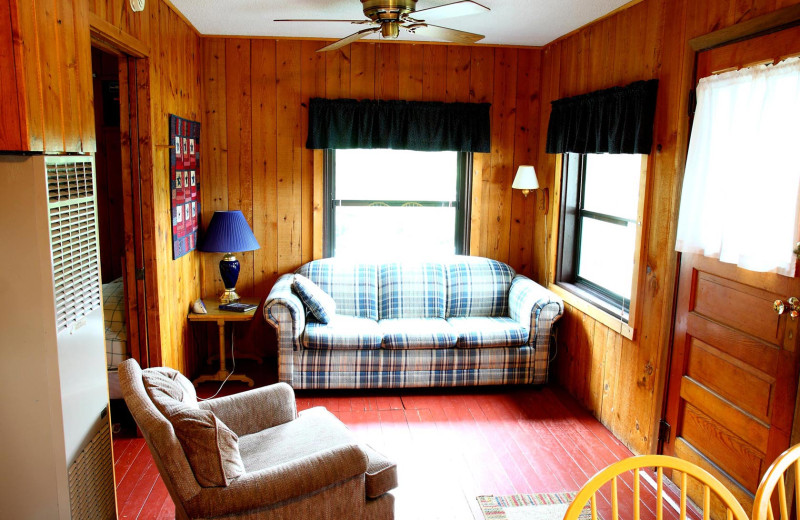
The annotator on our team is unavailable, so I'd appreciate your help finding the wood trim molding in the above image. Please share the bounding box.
[689,4,800,51]
[88,12,149,58]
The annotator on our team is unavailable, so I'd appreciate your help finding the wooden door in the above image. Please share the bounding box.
[663,25,800,511]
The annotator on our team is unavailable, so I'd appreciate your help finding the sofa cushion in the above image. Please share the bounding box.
[303,316,383,350]
[379,318,458,349]
[297,259,378,320]
[292,274,336,324]
[447,317,529,348]
[378,262,446,319]
[446,257,516,317]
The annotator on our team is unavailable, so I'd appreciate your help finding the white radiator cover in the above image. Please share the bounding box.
[0,155,115,519]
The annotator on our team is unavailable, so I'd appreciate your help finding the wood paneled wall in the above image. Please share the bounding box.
[0,0,95,152]
[199,39,543,356]
[539,0,800,455]
[88,0,202,373]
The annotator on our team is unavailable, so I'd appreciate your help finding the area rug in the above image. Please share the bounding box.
[477,492,592,520]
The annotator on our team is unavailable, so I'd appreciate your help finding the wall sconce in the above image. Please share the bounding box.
[512,165,549,214]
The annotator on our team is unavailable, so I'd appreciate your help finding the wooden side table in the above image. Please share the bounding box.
[188,297,261,388]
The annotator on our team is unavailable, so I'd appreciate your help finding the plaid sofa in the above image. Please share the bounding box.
[264,256,563,389]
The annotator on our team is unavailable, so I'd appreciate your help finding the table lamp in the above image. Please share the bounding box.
[201,210,260,303]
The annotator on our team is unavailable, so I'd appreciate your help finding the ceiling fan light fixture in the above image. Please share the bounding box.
[381,21,400,39]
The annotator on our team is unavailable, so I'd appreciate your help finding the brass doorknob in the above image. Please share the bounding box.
[774,298,800,318]
[775,300,786,315]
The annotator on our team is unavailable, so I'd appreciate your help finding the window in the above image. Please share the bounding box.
[557,153,645,322]
[324,149,471,259]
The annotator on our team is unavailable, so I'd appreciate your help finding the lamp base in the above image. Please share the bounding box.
[218,253,241,303]
[218,288,241,304]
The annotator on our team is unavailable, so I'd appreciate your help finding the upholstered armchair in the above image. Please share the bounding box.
[118,359,397,519]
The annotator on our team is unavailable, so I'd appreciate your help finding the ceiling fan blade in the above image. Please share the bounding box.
[411,1,489,21]
[405,23,484,44]
[274,19,374,24]
[317,27,381,53]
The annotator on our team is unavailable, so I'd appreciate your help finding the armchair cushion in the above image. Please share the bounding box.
[293,274,336,324]
[198,382,297,437]
[363,444,398,499]
[143,369,245,487]
[142,367,198,407]
[170,407,246,487]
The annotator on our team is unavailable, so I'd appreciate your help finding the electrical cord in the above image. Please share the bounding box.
[197,326,237,401]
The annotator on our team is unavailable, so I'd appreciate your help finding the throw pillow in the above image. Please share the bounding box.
[142,367,198,408]
[292,274,336,324]
[142,370,245,487]
[170,407,246,487]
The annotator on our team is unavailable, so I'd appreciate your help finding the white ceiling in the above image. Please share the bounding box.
[169,0,632,47]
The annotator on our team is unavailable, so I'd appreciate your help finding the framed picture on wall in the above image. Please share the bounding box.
[169,114,201,259]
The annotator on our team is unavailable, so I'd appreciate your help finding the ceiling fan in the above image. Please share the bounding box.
[276,0,490,53]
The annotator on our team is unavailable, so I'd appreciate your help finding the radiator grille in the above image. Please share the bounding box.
[47,160,94,202]
[48,158,101,333]
[68,420,116,520]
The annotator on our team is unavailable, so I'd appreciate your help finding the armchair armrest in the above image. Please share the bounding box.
[198,382,297,437]
[508,274,564,345]
[186,443,368,518]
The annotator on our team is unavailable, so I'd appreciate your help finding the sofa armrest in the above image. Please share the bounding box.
[508,274,564,346]
[186,443,368,518]
[198,382,297,437]
[264,274,306,385]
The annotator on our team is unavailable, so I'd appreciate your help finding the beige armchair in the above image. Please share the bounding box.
[118,359,396,519]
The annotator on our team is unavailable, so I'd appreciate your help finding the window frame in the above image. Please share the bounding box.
[322,149,472,258]
[554,152,649,339]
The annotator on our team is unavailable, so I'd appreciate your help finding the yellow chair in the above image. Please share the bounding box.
[753,444,800,520]
[563,455,749,520]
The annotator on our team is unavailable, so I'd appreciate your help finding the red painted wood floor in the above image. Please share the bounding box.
[113,384,679,519]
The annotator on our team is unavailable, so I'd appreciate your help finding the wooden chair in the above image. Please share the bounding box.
[563,455,749,520]
[753,444,800,520]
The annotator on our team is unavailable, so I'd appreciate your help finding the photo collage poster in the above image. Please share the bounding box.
[169,114,201,259]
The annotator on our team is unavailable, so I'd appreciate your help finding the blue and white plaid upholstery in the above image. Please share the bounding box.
[265,257,564,389]
[292,274,336,323]
[379,262,446,319]
[303,316,383,350]
[294,346,540,388]
[445,256,516,317]
[264,274,306,384]
[447,317,529,348]
[379,318,458,350]
[296,259,378,320]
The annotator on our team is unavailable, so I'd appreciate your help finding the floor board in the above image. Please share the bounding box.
[113,383,686,519]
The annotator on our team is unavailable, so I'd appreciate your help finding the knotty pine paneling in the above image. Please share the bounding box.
[200,39,543,358]
[540,0,800,455]
[88,0,202,374]
[0,0,94,152]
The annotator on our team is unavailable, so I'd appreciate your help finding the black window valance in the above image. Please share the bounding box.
[546,79,659,155]
[306,98,491,153]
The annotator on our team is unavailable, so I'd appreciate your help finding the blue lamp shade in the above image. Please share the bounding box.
[201,211,259,303]
[201,211,260,253]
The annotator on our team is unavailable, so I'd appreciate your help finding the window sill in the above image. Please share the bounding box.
[548,282,635,340]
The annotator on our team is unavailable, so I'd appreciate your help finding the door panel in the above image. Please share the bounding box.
[665,253,800,510]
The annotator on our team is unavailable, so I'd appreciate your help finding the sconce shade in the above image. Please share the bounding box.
[200,211,260,253]
[512,165,540,191]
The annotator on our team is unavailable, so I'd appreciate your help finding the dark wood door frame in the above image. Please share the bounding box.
[656,0,800,457]
[89,21,161,369]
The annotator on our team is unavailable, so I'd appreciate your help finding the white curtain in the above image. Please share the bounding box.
[675,57,800,276]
